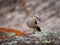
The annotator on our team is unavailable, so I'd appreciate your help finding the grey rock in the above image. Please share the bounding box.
[4,32,16,37]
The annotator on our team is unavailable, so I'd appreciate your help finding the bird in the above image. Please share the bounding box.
[26,15,41,34]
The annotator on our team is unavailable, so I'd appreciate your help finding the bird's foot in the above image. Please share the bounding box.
[33,32,35,34]
[33,30,36,34]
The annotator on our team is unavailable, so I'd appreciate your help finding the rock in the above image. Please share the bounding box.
[5,32,16,37]
[0,31,4,36]
[31,30,52,37]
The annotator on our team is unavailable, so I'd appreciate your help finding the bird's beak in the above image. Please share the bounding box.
[35,16,41,21]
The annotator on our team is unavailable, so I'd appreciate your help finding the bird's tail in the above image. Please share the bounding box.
[36,26,41,32]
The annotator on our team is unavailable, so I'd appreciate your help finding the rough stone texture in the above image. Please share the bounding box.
[0,31,60,45]
[0,0,60,32]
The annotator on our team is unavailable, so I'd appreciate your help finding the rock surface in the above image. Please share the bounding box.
[0,30,60,45]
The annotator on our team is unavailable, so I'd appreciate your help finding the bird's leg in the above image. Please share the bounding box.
[33,29,36,34]
[33,30,35,34]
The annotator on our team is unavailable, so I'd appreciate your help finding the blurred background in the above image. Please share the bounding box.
[0,0,60,33]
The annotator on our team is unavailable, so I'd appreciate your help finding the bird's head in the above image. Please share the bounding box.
[35,15,41,21]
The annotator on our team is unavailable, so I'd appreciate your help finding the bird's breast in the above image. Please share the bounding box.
[27,19,37,28]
